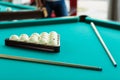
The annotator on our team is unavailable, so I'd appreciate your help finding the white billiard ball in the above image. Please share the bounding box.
[31,33,40,37]
[49,31,58,38]
[40,32,49,39]
[41,32,49,37]
[49,31,57,36]
[41,35,49,40]
[28,36,39,43]
[49,37,57,42]
[6,7,12,12]
[9,35,19,41]
[13,20,18,22]
[20,34,28,36]
[38,35,41,40]
[49,35,57,40]
[48,37,58,46]
[39,38,48,45]
[19,34,29,42]
[48,39,58,46]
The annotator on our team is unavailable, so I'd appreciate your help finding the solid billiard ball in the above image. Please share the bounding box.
[19,34,29,42]
[40,32,49,40]
[41,35,49,40]
[41,32,49,36]
[6,7,12,12]
[49,31,57,36]
[49,34,58,41]
[31,33,40,37]
[48,36,58,46]
[13,20,18,22]
[38,35,41,40]
[9,35,19,41]
[20,34,28,37]
[49,31,58,38]
[48,39,58,46]
[39,38,48,44]
[28,36,39,43]
[49,35,57,40]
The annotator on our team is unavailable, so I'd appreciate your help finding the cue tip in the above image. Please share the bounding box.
[114,64,117,67]
[90,66,102,71]
[97,67,102,71]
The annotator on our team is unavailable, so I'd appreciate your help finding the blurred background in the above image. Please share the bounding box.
[2,0,120,22]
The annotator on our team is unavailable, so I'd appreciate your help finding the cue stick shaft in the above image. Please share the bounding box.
[90,22,117,67]
[0,54,102,71]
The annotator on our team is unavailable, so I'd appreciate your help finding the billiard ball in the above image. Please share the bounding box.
[49,35,57,40]
[31,33,40,37]
[6,7,12,12]
[49,31,58,38]
[41,32,49,37]
[48,39,58,46]
[28,36,39,43]
[48,36,58,46]
[41,35,49,40]
[40,32,49,39]
[49,31,57,36]
[49,34,58,41]
[13,20,18,22]
[9,35,19,41]
[39,38,48,44]
[19,34,29,42]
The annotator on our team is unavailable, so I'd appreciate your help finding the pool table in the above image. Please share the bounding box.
[0,1,45,21]
[0,16,120,80]
[0,1,35,11]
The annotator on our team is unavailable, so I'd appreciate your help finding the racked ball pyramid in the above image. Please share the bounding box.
[5,31,60,52]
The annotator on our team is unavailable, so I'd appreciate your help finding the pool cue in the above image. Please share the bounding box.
[90,22,117,67]
[0,54,102,71]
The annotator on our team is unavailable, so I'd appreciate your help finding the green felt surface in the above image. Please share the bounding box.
[0,16,120,80]
[0,1,35,11]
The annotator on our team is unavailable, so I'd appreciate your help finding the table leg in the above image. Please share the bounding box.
[108,0,119,21]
